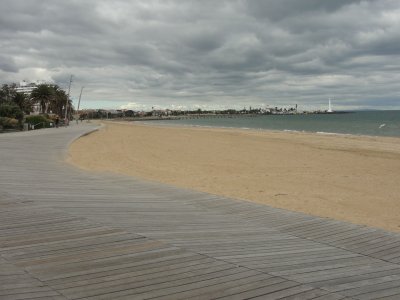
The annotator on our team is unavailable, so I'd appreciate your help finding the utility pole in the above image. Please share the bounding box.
[64,75,73,123]
[76,86,84,124]
[77,86,84,111]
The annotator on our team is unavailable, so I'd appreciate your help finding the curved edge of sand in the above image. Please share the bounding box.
[67,121,400,232]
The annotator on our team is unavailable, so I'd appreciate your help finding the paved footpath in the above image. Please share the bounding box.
[1,123,400,300]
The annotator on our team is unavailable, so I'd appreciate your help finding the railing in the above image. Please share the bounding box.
[31,122,54,130]
[32,122,45,130]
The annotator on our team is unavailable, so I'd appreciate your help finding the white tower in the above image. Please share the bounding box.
[328,98,333,113]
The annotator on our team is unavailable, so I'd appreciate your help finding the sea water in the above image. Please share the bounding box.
[151,111,400,138]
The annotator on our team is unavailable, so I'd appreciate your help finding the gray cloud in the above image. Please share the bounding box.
[0,0,399,110]
[0,55,18,73]
[245,0,364,22]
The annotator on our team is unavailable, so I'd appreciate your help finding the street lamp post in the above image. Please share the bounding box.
[77,86,84,111]
[76,86,84,123]
[64,75,73,124]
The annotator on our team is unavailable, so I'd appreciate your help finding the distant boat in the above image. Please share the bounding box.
[327,98,333,113]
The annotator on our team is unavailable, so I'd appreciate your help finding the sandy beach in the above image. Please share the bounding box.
[68,122,400,232]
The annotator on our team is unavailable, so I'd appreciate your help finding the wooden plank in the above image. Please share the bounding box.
[214,281,301,300]
[165,277,286,300]
[2,124,400,299]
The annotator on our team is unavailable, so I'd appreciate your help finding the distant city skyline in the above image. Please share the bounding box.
[1,0,400,110]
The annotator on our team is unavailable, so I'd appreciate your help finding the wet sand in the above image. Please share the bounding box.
[68,121,400,232]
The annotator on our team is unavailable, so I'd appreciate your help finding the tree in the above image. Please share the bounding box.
[0,103,24,121]
[30,84,55,114]
[30,84,73,118]
[13,92,33,114]
[0,83,17,105]
[50,86,68,116]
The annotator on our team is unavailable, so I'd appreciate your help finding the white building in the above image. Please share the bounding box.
[16,80,42,95]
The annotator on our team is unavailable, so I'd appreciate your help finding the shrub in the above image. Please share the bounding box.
[25,115,52,129]
[0,104,23,121]
[0,117,19,129]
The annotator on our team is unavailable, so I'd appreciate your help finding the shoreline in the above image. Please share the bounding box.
[139,119,400,140]
[119,121,400,155]
[68,121,400,232]
[115,118,400,140]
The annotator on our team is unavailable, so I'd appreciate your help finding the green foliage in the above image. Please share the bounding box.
[30,84,55,114]
[0,83,17,105]
[13,92,32,114]
[25,115,52,129]
[0,84,32,114]
[0,117,19,129]
[0,103,24,120]
[0,83,73,122]
[30,84,73,117]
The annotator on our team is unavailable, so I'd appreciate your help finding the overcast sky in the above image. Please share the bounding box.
[1,0,400,110]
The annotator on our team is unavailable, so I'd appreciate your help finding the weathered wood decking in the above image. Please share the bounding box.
[1,124,400,299]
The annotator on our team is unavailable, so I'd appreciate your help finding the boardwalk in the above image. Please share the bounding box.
[1,124,400,299]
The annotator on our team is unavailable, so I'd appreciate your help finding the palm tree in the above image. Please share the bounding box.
[49,86,67,116]
[30,84,55,114]
[30,84,74,118]
[13,92,33,114]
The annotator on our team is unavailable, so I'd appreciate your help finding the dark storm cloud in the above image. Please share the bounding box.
[0,0,399,110]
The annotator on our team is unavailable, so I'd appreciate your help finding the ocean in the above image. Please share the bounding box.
[150,110,400,138]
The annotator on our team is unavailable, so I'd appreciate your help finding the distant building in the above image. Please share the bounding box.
[152,109,171,117]
[15,80,45,95]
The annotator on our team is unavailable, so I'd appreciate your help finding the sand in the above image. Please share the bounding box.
[68,121,400,232]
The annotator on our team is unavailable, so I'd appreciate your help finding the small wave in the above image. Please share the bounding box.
[316,131,337,135]
[316,131,354,136]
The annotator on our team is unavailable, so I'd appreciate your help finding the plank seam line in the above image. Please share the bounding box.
[1,199,311,299]
[163,186,400,268]
[0,253,68,299]
[22,201,321,298]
